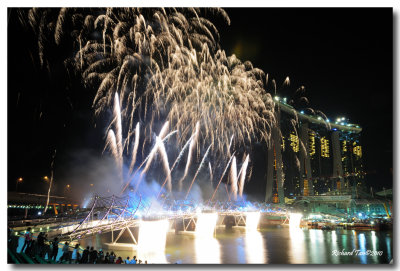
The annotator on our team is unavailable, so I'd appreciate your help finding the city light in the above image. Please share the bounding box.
[290,133,299,153]
[320,137,330,158]
[137,219,169,263]
[300,111,304,114]
[245,212,261,231]
[289,213,303,229]
[274,96,280,101]
[196,213,218,237]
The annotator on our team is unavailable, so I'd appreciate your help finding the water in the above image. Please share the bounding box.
[78,226,392,264]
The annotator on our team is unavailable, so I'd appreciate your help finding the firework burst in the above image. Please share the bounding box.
[21,8,279,201]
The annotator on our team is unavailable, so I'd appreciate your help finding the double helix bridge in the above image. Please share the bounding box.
[9,194,290,247]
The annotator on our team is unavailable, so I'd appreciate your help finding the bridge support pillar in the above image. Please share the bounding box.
[224,215,235,229]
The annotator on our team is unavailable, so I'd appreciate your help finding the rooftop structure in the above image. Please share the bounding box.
[265,98,365,203]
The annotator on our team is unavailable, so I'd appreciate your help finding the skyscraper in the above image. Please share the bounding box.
[265,98,364,203]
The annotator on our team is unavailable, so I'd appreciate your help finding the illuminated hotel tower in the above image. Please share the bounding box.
[265,97,363,203]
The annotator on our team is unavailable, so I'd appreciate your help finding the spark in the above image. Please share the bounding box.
[156,136,172,193]
[185,143,212,200]
[113,93,123,182]
[208,162,213,186]
[128,122,140,174]
[238,154,250,198]
[230,156,238,201]
[179,121,200,192]
[157,134,194,199]
[211,152,235,202]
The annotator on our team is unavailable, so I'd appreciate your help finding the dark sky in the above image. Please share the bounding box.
[218,8,393,192]
[7,8,393,197]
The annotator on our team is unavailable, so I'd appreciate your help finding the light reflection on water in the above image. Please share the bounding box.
[358,233,367,264]
[244,230,266,263]
[194,212,221,263]
[331,230,339,264]
[289,228,307,264]
[195,236,221,263]
[79,227,392,264]
[136,220,169,263]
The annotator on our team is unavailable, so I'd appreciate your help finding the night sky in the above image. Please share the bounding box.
[7,8,393,198]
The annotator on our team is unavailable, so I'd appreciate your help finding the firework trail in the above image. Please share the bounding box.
[230,156,238,201]
[128,122,140,174]
[228,134,234,155]
[211,152,235,201]
[157,134,194,199]
[158,121,170,140]
[104,130,122,174]
[162,130,178,142]
[124,122,170,181]
[178,121,200,192]
[238,154,250,198]
[170,134,194,170]
[44,149,56,214]
[122,121,171,193]
[133,138,160,193]
[185,143,212,200]
[113,93,123,181]
[155,136,172,193]
[283,76,290,87]
[208,162,213,185]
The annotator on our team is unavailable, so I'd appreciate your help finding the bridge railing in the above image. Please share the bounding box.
[8,217,73,227]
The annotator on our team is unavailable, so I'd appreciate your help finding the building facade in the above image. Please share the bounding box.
[265,98,365,203]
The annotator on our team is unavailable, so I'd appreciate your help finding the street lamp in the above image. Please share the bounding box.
[43,176,49,181]
[16,177,23,192]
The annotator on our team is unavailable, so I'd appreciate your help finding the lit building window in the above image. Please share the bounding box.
[353,145,362,158]
[281,136,285,151]
[289,133,299,153]
[342,140,347,152]
[321,136,330,158]
[309,132,316,156]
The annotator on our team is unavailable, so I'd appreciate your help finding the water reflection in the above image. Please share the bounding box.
[386,236,392,262]
[194,237,221,263]
[330,230,339,264]
[289,228,307,264]
[244,230,266,263]
[137,220,168,263]
[78,226,392,264]
[194,213,221,263]
[358,233,367,264]
[307,229,326,263]
[371,231,377,252]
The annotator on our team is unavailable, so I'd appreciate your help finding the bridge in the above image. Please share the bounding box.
[9,195,290,246]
